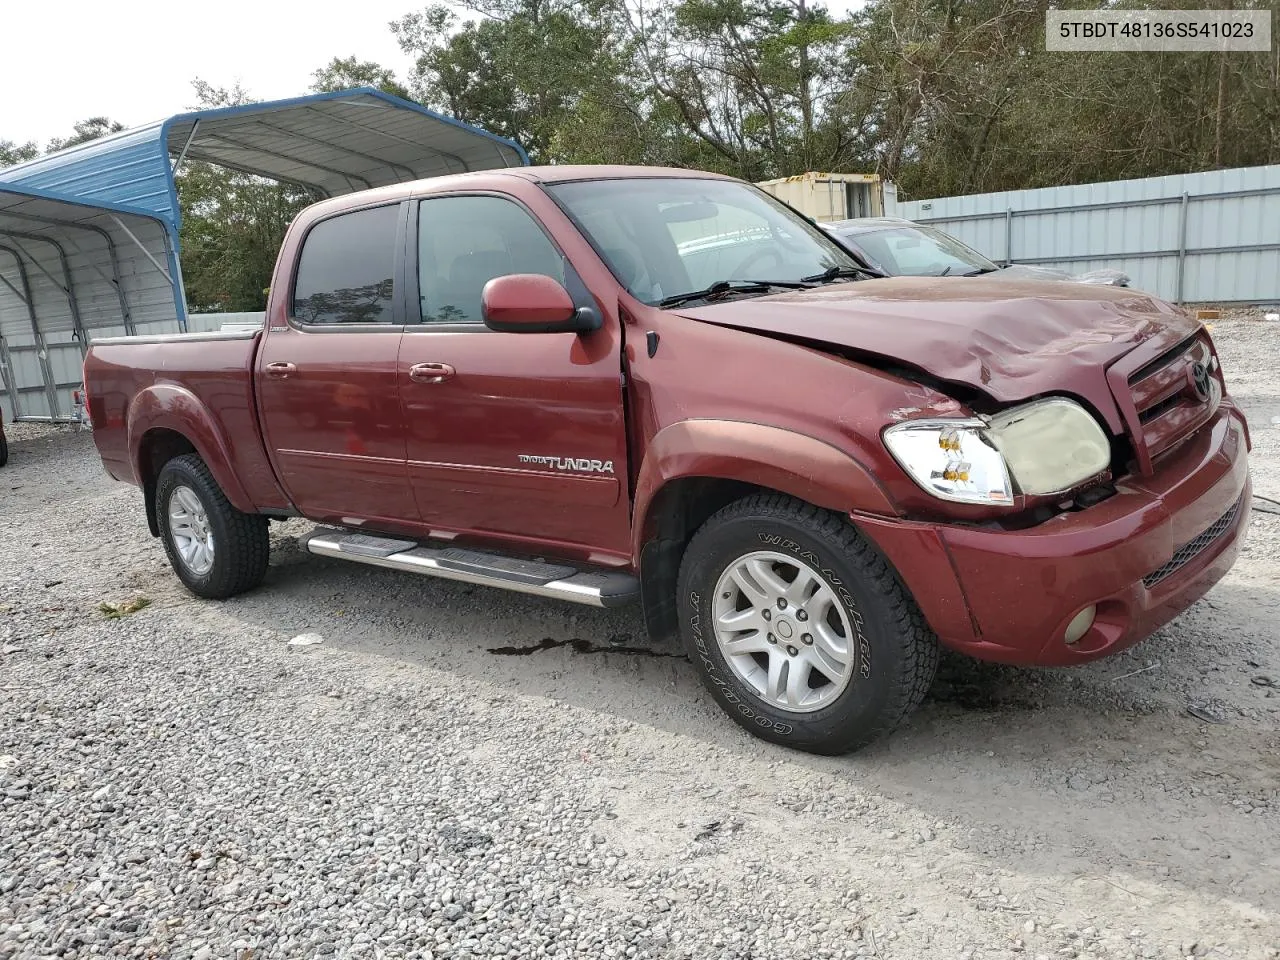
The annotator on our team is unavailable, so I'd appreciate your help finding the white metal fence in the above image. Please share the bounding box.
[890,164,1280,304]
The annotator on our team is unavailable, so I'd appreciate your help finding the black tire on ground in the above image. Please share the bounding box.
[155,453,269,599]
[676,493,939,755]
[0,428,7,468]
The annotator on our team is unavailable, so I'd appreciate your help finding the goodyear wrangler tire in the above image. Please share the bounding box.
[677,493,939,754]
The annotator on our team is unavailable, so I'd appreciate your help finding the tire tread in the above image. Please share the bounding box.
[158,454,269,599]
[679,492,939,753]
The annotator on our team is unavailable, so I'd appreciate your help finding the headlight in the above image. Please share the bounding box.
[986,399,1111,496]
[883,399,1110,506]
[882,417,1014,505]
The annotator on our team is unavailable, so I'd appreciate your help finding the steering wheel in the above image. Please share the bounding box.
[732,247,784,279]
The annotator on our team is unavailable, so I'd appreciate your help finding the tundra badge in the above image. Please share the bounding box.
[518,455,615,474]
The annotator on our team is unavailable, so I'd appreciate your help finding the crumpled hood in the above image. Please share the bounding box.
[676,276,1200,432]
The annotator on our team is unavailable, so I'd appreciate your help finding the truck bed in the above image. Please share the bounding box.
[85,329,288,512]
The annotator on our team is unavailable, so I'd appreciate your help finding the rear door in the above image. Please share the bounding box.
[398,192,631,561]
[256,201,418,530]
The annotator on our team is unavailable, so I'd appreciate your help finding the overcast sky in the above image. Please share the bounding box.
[3,0,866,148]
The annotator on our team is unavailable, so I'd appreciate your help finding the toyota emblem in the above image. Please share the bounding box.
[1190,361,1211,401]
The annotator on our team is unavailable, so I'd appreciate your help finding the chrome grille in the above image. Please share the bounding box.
[1142,497,1242,588]
[1125,334,1219,469]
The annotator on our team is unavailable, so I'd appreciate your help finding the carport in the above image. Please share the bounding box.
[0,187,179,422]
[0,88,527,421]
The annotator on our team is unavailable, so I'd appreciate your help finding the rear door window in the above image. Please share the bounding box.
[292,204,400,325]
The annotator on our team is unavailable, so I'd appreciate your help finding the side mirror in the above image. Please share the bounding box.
[482,274,595,334]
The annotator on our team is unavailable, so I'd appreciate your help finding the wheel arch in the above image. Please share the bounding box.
[632,420,900,639]
[137,427,198,535]
[128,384,256,535]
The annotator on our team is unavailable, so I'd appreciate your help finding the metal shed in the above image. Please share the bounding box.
[0,186,179,422]
[0,88,527,422]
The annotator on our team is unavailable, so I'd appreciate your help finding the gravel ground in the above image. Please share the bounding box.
[2,312,1279,959]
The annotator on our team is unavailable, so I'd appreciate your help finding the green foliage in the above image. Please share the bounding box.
[177,81,317,313]
[312,56,413,99]
[0,139,37,167]
[46,117,125,153]
[4,0,1278,318]
[393,0,626,162]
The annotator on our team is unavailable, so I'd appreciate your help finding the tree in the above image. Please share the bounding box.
[311,56,413,100]
[176,80,318,313]
[622,0,860,179]
[46,117,125,152]
[393,0,627,162]
[10,0,1274,314]
[0,139,37,168]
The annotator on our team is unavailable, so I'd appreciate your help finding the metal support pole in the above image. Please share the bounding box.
[108,215,173,283]
[1176,192,1190,304]
[171,119,200,176]
[0,268,25,301]
[0,336,20,420]
[97,231,136,336]
[0,335,21,420]
[1004,208,1014,266]
[2,232,88,345]
[0,207,137,334]
[0,244,62,418]
[160,229,188,332]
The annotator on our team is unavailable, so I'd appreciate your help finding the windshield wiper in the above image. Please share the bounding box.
[658,279,812,308]
[801,264,887,283]
[958,266,999,276]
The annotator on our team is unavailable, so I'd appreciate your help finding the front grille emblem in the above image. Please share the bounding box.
[1190,361,1211,401]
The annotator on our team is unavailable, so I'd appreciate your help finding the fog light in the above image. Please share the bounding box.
[1064,605,1097,645]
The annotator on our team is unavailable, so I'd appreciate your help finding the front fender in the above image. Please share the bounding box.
[127,383,256,513]
[632,419,899,557]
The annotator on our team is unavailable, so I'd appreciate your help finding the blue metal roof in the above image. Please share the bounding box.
[0,88,529,235]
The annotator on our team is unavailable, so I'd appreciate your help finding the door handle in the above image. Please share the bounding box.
[265,361,297,379]
[409,362,456,384]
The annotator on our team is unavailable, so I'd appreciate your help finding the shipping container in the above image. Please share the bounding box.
[756,172,888,221]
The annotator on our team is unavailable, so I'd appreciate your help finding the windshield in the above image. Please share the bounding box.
[546,177,862,305]
[839,224,998,276]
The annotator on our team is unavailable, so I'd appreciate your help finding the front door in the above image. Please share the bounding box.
[398,193,631,563]
[256,201,418,531]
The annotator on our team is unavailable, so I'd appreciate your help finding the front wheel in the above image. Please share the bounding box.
[155,454,269,599]
[677,494,939,754]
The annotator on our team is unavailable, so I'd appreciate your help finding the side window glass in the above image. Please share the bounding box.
[418,196,566,324]
[292,205,399,325]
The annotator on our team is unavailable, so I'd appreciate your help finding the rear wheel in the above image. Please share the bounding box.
[677,493,938,754]
[155,454,268,599]
[0,427,7,468]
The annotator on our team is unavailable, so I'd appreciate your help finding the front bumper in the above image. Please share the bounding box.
[855,405,1251,666]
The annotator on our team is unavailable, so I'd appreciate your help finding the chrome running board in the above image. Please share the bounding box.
[302,530,639,609]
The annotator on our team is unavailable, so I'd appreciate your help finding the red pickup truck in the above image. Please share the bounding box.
[84,166,1252,753]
